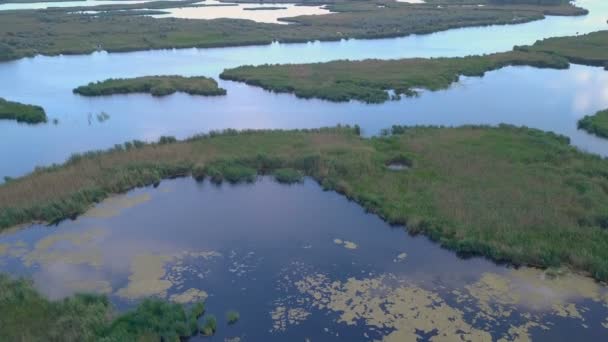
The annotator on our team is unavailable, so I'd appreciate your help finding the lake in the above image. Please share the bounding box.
[1,176,607,340]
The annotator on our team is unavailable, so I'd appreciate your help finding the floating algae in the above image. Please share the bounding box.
[83,193,151,218]
[270,306,311,332]
[333,238,358,250]
[21,227,107,267]
[169,288,208,304]
[116,254,173,299]
[294,273,492,341]
[118,250,221,300]
[393,252,407,263]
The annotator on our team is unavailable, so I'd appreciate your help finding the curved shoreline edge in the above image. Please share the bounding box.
[2,124,608,281]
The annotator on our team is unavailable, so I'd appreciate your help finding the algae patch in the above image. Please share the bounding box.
[294,273,491,341]
[83,193,151,218]
[22,227,107,267]
[117,253,173,299]
[169,288,209,304]
[117,250,221,300]
[333,238,358,250]
[270,306,311,332]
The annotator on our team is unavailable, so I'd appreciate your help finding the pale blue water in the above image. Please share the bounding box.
[0,0,607,179]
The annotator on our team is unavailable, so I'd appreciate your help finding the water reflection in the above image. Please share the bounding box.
[152,0,332,24]
[0,0,151,11]
[0,177,607,340]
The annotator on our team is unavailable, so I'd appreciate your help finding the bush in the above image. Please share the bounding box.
[226,310,240,325]
[200,315,217,336]
[274,168,304,184]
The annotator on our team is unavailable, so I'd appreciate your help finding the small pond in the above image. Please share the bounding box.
[0,177,607,340]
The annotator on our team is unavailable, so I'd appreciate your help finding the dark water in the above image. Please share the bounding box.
[1,177,607,341]
[1,0,608,178]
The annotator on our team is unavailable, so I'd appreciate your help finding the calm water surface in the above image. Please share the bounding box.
[0,177,607,340]
[0,0,607,179]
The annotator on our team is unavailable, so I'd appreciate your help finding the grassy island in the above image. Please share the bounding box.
[220,51,569,103]
[0,97,46,124]
[220,31,608,103]
[0,0,586,61]
[578,109,608,139]
[0,274,212,341]
[519,30,608,69]
[73,76,227,97]
[1,125,608,280]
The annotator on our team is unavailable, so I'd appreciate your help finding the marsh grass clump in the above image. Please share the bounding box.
[205,161,257,184]
[578,109,608,139]
[0,97,47,124]
[274,168,304,184]
[73,76,227,97]
[0,275,209,341]
[226,310,240,325]
[200,315,217,336]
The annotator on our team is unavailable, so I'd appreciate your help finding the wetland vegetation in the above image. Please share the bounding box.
[220,31,608,103]
[519,30,608,68]
[0,97,46,123]
[220,50,569,103]
[0,274,212,341]
[73,75,226,97]
[1,125,608,281]
[579,109,608,139]
[0,0,586,61]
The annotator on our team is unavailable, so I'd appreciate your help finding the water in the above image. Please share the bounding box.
[0,177,607,340]
[151,0,332,24]
[0,0,152,11]
[0,0,607,180]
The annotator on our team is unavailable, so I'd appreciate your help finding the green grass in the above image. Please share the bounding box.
[200,315,217,336]
[221,50,569,103]
[578,109,608,139]
[0,97,47,124]
[226,310,240,325]
[1,125,608,280]
[0,274,210,341]
[0,1,585,61]
[274,168,304,184]
[73,75,227,97]
[519,30,608,68]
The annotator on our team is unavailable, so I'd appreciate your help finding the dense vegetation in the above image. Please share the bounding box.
[73,76,226,97]
[221,50,569,103]
[1,125,608,281]
[0,97,46,123]
[0,274,211,341]
[578,109,608,139]
[519,30,608,68]
[0,0,586,61]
